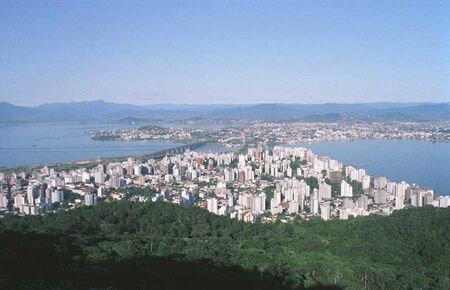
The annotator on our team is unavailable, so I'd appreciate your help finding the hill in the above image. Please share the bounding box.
[0,101,448,122]
[0,201,449,289]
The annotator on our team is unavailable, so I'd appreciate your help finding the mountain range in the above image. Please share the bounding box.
[0,100,449,122]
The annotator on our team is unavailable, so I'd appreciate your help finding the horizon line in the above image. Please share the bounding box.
[2,99,449,108]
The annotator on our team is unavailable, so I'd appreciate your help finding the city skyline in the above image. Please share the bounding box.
[1,1,449,106]
[1,2,449,289]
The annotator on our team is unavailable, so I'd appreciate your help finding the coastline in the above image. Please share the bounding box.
[1,138,448,196]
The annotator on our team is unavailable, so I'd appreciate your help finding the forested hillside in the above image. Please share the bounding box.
[1,201,449,289]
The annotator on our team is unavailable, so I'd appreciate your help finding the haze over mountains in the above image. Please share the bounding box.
[0,100,449,123]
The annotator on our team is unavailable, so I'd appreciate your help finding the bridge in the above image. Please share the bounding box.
[142,141,207,160]
[54,141,209,167]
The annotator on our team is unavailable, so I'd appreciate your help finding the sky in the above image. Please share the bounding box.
[0,0,449,106]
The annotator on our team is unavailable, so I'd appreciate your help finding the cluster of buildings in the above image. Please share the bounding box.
[89,120,450,147]
[1,146,449,222]
[90,125,193,142]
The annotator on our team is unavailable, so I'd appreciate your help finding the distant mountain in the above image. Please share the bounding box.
[0,102,45,122]
[0,100,145,122]
[0,100,448,122]
[204,103,307,120]
[204,103,449,121]
[36,100,145,121]
[382,103,450,120]
[37,100,142,114]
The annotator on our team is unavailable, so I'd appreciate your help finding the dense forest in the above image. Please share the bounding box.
[0,201,449,289]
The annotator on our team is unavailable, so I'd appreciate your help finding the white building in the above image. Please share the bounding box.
[84,193,96,206]
[319,182,332,200]
[320,202,330,221]
[206,197,218,214]
[288,201,299,214]
[341,180,353,197]
[51,190,63,204]
[362,175,371,190]
[310,196,319,215]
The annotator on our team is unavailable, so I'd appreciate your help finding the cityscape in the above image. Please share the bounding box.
[89,119,450,145]
[1,1,449,289]
[1,140,449,221]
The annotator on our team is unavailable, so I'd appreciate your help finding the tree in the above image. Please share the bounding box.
[0,202,448,290]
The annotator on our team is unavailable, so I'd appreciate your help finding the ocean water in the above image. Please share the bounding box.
[0,122,231,168]
[291,140,450,195]
[0,122,183,167]
[1,122,448,195]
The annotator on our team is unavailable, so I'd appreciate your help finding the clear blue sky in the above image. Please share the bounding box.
[1,0,449,106]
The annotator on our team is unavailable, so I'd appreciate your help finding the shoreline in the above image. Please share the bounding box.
[0,141,212,172]
[1,138,448,196]
[5,135,445,171]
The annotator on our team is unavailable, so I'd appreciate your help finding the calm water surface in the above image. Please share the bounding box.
[0,122,229,167]
[291,140,450,195]
[1,123,448,195]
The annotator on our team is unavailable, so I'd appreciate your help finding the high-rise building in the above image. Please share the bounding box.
[319,182,332,200]
[288,201,299,214]
[341,180,353,197]
[238,170,246,183]
[260,192,266,212]
[320,202,330,221]
[357,196,368,211]
[339,209,349,220]
[270,198,279,210]
[228,194,234,207]
[362,175,371,189]
[27,184,40,205]
[224,168,234,182]
[207,197,218,214]
[438,196,450,208]
[423,193,434,206]
[374,177,388,189]
[97,186,104,197]
[386,182,396,194]
[374,190,387,204]
[84,193,96,206]
[346,166,359,181]
[357,169,366,182]
[395,193,404,210]
[0,193,7,209]
[395,181,409,196]
[253,194,266,213]
[310,196,319,215]
[51,190,63,203]
[412,190,424,207]
[343,198,354,209]
[14,194,25,209]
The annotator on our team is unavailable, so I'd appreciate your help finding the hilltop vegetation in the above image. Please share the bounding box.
[0,201,449,289]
